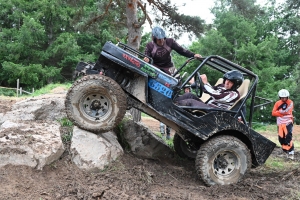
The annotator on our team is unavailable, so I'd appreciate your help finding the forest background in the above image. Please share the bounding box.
[0,0,299,124]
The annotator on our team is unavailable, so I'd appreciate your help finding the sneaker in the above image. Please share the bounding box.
[287,154,294,160]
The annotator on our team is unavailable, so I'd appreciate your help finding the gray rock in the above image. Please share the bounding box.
[70,126,123,172]
[121,114,174,159]
[0,120,64,169]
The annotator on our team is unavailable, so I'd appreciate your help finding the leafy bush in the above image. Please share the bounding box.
[0,62,62,89]
[0,88,16,96]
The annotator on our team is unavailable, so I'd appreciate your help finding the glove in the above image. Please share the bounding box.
[278,102,288,110]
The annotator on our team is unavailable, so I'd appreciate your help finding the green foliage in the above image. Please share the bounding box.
[58,117,73,127]
[264,157,285,170]
[155,132,174,150]
[61,132,73,143]
[0,88,16,97]
[0,62,62,89]
[252,123,267,131]
[264,156,300,171]
[58,117,73,143]
[141,112,151,118]
[188,1,300,124]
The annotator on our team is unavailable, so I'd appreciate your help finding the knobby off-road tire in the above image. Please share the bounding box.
[195,135,251,186]
[65,75,127,133]
[173,133,197,159]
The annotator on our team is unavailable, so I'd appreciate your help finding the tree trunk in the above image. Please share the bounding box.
[126,0,141,50]
[126,0,142,122]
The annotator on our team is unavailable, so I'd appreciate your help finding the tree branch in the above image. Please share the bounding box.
[84,0,113,29]
[134,1,152,28]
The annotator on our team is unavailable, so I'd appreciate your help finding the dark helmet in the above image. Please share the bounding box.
[183,84,191,92]
[152,26,166,40]
[223,70,244,90]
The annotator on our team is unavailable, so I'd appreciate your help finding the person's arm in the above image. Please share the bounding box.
[279,100,293,115]
[200,74,238,102]
[272,101,284,117]
[170,38,201,58]
[143,42,152,63]
[190,75,209,90]
[205,86,239,103]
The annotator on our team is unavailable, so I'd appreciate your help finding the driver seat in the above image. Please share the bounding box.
[229,79,250,110]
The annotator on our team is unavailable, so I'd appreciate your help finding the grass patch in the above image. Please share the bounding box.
[289,190,300,200]
[58,117,73,127]
[27,83,72,97]
[155,132,174,149]
[61,132,73,143]
[264,157,286,170]
[1,83,72,98]
[141,112,151,118]
[262,156,300,174]
[58,117,74,143]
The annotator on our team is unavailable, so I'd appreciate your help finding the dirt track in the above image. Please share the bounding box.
[0,98,300,199]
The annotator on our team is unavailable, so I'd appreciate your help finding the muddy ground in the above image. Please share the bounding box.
[0,98,300,200]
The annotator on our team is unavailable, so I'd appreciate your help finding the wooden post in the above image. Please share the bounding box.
[17,79,19,97]
[32,88,34,94]
[20,87,22,95]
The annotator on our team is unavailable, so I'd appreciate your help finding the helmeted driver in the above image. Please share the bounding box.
[175,70,244,110]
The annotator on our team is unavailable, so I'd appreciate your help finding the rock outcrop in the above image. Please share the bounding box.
[0,92,174,171]
[0,94,66,169]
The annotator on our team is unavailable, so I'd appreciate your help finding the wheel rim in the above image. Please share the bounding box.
[80,93,112,121]
[213,151,238,176]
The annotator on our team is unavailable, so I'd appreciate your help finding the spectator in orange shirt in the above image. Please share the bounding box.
[272,89,294,160]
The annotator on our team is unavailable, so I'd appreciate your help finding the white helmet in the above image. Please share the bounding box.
[278,89,289,98]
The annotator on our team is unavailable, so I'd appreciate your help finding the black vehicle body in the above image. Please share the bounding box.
[69,41,276,185]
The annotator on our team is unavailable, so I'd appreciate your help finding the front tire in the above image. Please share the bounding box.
[173,133,197,159]
[195,135,251,186]
[65,75,127,133]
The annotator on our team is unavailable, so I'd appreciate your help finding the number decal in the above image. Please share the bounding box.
[148,79,173,98]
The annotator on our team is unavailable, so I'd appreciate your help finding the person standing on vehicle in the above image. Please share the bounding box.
[143,26,202,75]
[272,89,294,160]
[175,70,243,110]
[145,26,201,139]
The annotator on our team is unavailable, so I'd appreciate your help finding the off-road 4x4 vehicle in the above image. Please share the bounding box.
[65,41,276,186]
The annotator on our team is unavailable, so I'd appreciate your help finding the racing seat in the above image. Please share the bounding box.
[229,79,250,110]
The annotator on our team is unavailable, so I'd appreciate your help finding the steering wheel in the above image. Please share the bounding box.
[194,72,204,98]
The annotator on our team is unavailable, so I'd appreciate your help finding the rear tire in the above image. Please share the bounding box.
[65,75,127,133]
[195,135,251,186]
[173,133,197,159]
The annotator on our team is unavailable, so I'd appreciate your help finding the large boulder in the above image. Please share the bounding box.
[0,120,64,170]
[0,94,66,124]
[70,126,124,172]
[0,94,66,169]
